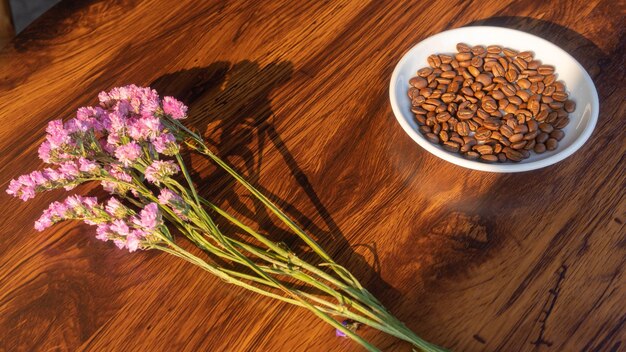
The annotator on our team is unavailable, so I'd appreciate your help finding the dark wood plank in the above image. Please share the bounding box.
[0,0,624,351]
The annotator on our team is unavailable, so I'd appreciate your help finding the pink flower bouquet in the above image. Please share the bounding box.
[7,85,444,352]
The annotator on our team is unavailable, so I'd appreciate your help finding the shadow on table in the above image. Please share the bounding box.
[150,60,397,296]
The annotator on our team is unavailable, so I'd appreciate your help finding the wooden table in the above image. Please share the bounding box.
[0,1,623,351]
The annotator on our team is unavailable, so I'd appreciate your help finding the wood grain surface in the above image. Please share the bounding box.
[0,1,624,351]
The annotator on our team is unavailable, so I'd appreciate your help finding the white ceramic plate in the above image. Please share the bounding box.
[389,26,599,172]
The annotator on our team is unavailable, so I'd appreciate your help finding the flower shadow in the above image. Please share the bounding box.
[151,60,397,295]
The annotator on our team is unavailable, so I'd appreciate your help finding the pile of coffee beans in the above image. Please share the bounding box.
[408,43,575,162]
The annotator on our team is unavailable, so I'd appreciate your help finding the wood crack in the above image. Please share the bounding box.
[530,264,568,347]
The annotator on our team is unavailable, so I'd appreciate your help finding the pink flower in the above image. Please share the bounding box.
[144,160,179,185]
[108,165,133,183]
[128,116,162,141]
[110,219,131,237]
[162,96,188,119]
[45,120,71,148]
[126,230,146,252]
[95,223,111,241]
[158,188,188,219]
[140,89,161,118]
[78,158,99,173]
[34,213,53,231]
[64,118,91,133]
[114,142,142,166]
[105,197,128,218]
[59,161,80,179]
[134,203,161,230]
[157,189,180,205]
[30,170,48,186]
[152,133,178,155]
[38,141,52,163]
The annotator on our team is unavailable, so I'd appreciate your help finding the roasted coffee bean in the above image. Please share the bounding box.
[440,54,453,64]
[464,151,480,160]
[504,104,518,114]
[432,122,442,134]
[537,65,555,75]
[482,97,498,112]
[527,120,538,132]
[467,66,481,77]
[474,145,494,155]
[524,130,539,141]
[415,114,427,125]
[517,78,531,89]
[492,62,506,77]
[527,97,540,115]
[418,67,433,77]
[564,100,576,113]
[422,103,437,112]
[554,81,566,92]
[428,55,442,67]
[501,83,516,97]
[536,132,549,144]
[483,120,501,131]
[475,127,492,140]
[524,139,536,150]
[457,109,475,120]
[550,130,565,141]
[504,147,524,161]
[418,126,431,134]
[534,143,546,153]
[508,96,523,105]
[518,51,533,60]
[456,121,470,136]
[543,85,556,96]
[411,106,427,115]
[511,141,527,149]
[480,154,498,163]
[509,133,524,143]
[440,71,456,79]
[520,149,531,159]
[490,90,505,100]
[516,90,530,102]
[471,45,486,56]
[546,138,558,151]
[513,124,529,134]
[439,130,449,142]
[457,43,471,52]
[450,136,464,145]
[552,92,568,102]
[554,116,570,129]
[443,141,460,152]
[425,133,439,144]
[493,143,503,154]
[413,96,427,106]
[455,52,472,61]
[475,73,493,86]
[543,74,556,86]
[441,93,455,103]
[471,56,484,68]
[538,122,553,133]
[528,75,544,83]
[409,77,428,89]
[502,48,518,57]
[535,110,549,122]
[487,45,502,54]
[500,125,514,138]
